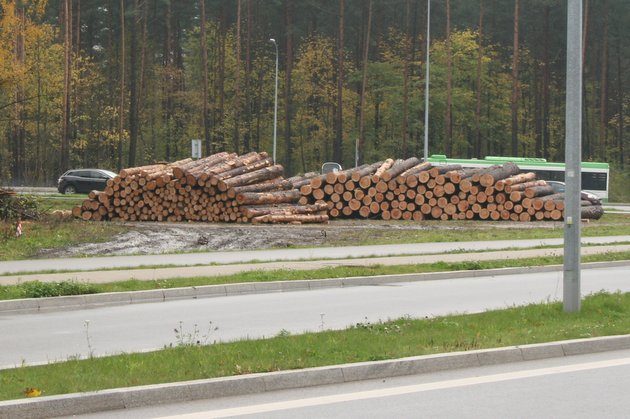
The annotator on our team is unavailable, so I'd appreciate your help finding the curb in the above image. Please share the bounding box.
[1,334,629,418]
[1,260,628,314]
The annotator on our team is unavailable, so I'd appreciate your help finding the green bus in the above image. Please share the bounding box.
[427,155,610,201]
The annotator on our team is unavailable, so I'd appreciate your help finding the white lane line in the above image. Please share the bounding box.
[158,356,630,418]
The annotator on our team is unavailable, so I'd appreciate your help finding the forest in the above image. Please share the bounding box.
[0,0,628,185]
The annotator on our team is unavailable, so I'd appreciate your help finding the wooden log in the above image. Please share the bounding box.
[470,165,502,183]
[478,162,520,187]
[381,157,420,181]
[236,189,301,205]
[524,185,556,199]
[171,152,229,179]
[580,205,604,220]
[399,162,432,180]
[505,179,547,193]
[446,167,486,184]
[119,163,166,179]
[216,156,273,181]
[373,158,395,179]
[219,164,284,191]
[241,203,328,218]
[349,161,383,182]
[309,174,328,189]
[495,172,536,189]
[289,172,320,189]
[252,214,329,224]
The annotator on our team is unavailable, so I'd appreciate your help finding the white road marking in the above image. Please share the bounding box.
[158,356,630,418]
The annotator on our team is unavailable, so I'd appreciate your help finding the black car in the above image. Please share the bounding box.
[57,169,117,194]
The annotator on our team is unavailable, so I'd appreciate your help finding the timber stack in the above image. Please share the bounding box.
[298,157,604,222]
[72,152,328,224]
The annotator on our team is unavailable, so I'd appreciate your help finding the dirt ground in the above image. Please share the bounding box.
[40,218,563,258]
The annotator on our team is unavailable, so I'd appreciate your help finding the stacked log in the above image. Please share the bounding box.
[74,151,604,224]
[299,158,604,222]
[74,152,328,224]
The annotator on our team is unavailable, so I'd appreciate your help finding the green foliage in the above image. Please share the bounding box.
[0,1,627,184]
[0,194,40,221]
[609,167,630,202]
[17,280,97,298]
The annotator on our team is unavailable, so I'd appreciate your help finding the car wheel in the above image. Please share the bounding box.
[63,184,77,195]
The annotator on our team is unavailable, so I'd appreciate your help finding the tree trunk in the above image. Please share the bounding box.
[118,0,125,170]
[357,0,372,165]
[233,0,242,154]
[128,0,140,167]
[599,0,609,160]
[474,0,484,158]
[582,0,590,158]
[333,0,344,165]
[61,0,72,173]
[401,0,411,158]
[542,5,550,159]
[200,0,211,156]
[284,0,294,173]
[511,0,520,157]
[445,0,452,156]
[12,5,26,183]
[244,0,252,153]
[163,1,172,161]
[617,40,624,168]
[236,189,300,205]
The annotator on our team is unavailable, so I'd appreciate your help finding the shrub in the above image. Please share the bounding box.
[19,281,98,298]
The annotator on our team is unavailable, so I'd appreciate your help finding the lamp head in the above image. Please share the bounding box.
[269,38,276,43]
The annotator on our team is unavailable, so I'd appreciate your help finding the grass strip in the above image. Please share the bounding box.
[323,213,630,247]
[1,291,629,401]
[0,213,627,261]
[1,251,628,300]
[0,219,124,261]
[4,241,630,277]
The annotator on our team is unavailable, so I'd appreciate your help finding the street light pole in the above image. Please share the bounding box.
[423,0,430,162]
[270,38,279,164]
[563,0,583,312]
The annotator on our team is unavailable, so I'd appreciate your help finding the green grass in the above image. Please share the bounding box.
[34,194,87,212]
[1,251,627,300]
[323,213,630,247]
[0,210,627,261]
[2,291,629,401]
[0,219,124,261]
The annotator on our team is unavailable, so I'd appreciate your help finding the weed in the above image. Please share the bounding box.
[18,281,97,299]
[172,321,218,347]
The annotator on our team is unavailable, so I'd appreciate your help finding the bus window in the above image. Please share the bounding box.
[582,172,607,191]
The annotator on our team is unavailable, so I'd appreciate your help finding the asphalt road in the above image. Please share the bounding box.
[79,348,630,418]
[1,266,628,369]
[2,235,630,274]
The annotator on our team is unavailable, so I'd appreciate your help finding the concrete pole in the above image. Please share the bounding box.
[270,38,279,164]
[563,0,582,312]
[423,0,430,162]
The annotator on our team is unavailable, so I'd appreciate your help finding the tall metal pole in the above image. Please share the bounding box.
[423,0,430,162]
[563,0,582,312]
[270,38,279,163]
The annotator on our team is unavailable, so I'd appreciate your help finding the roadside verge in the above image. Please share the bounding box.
[2,260,628,314]
[2,334,628,419]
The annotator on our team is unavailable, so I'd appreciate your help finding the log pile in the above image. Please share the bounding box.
[298,158,604,222]
[73,152,329,224]
[74,152,604,224]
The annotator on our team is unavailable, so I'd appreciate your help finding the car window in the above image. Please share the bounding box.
[90,171,108,179]
[74,170,91,178]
